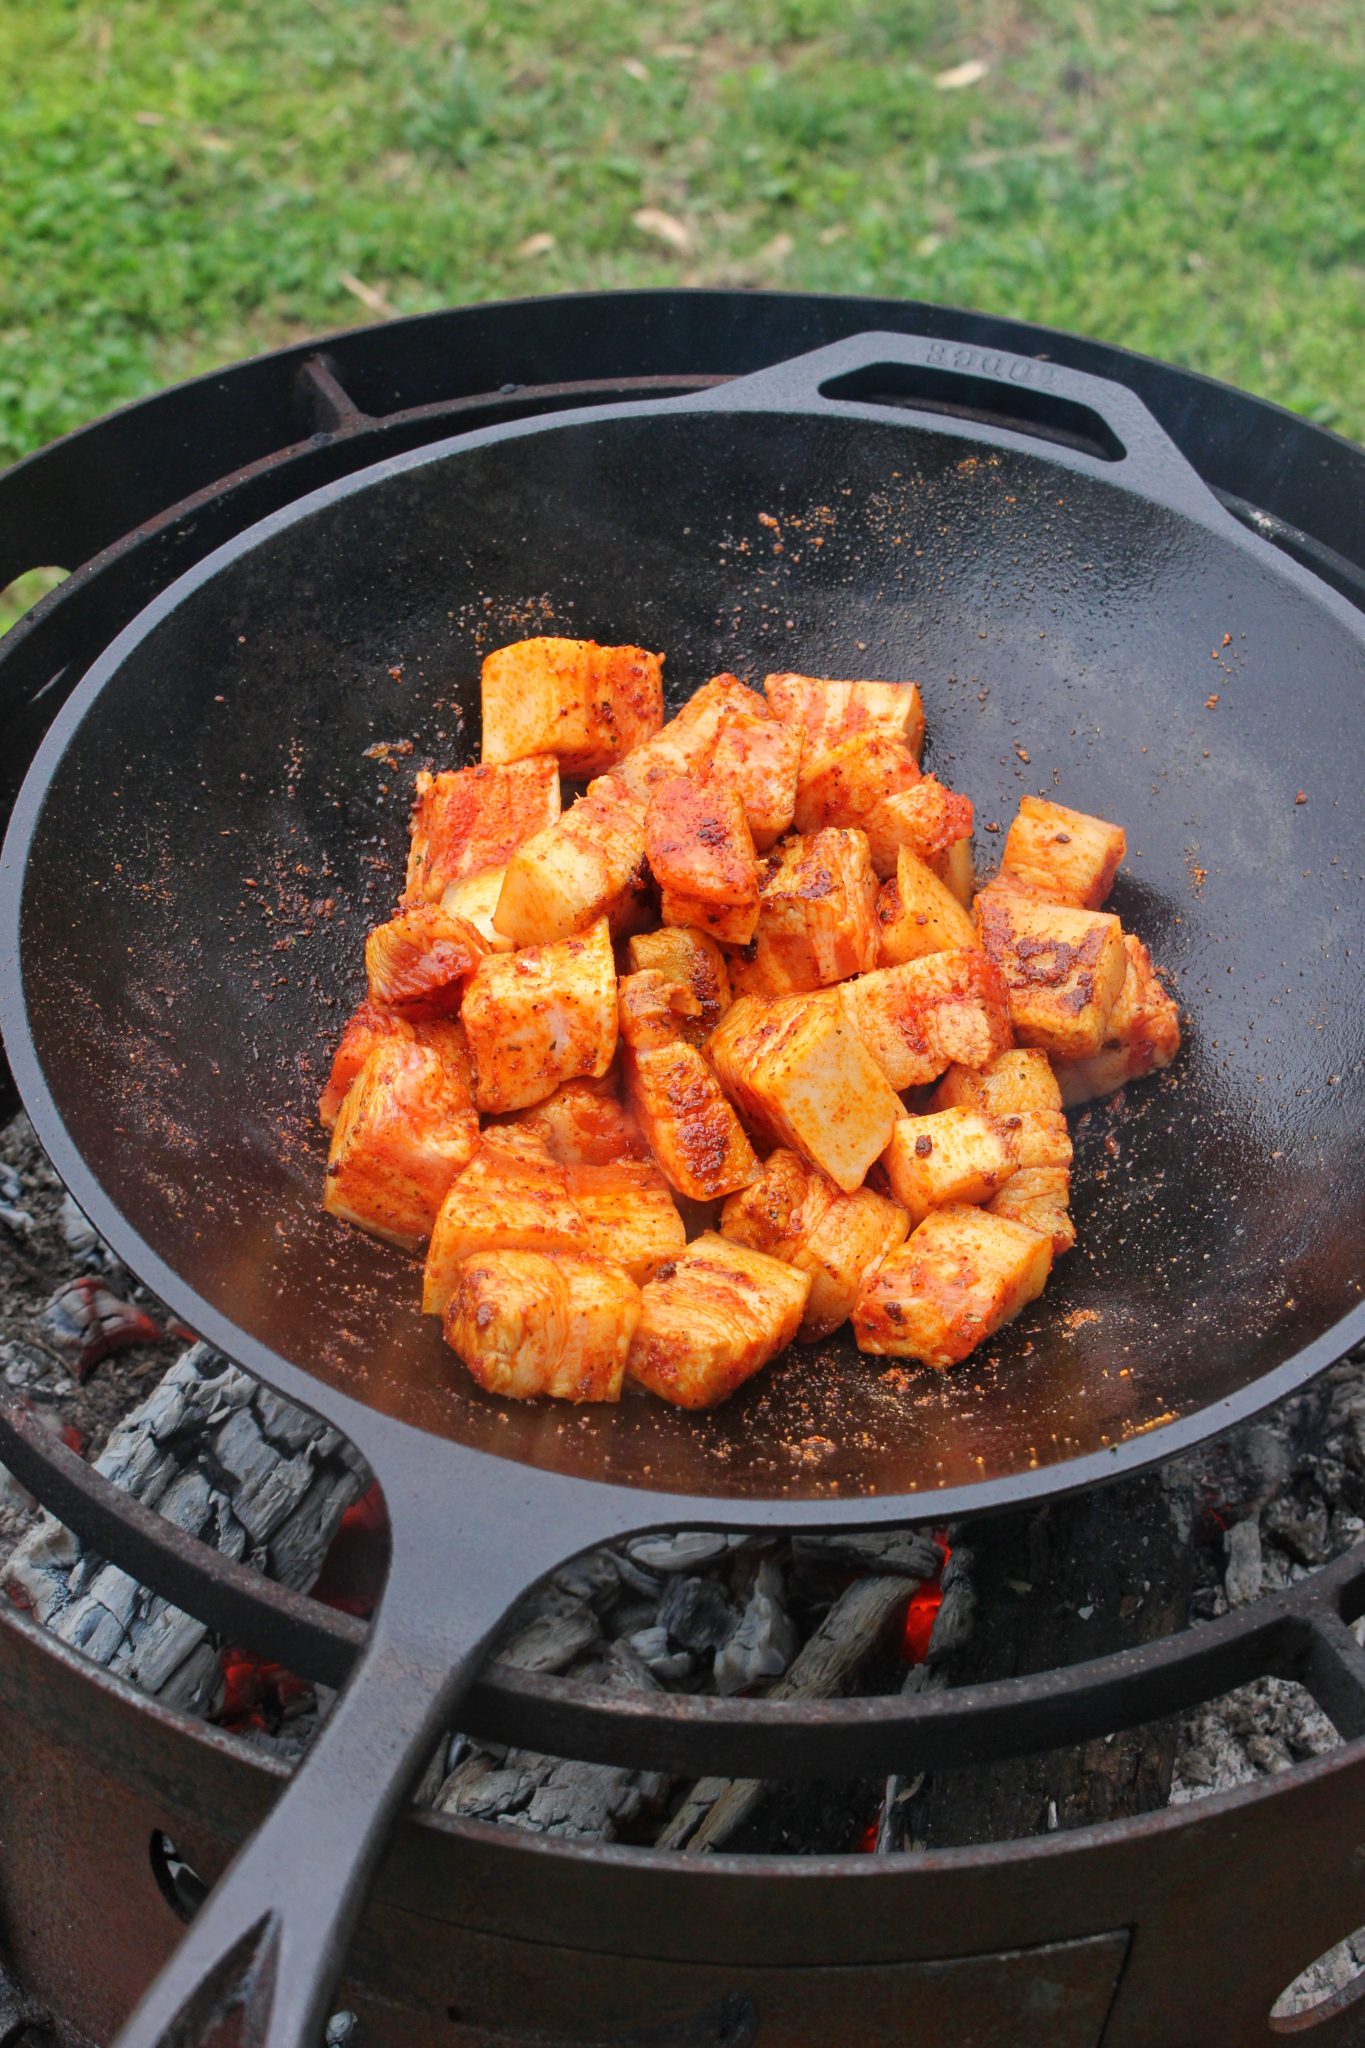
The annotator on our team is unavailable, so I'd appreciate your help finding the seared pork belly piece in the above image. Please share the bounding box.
[709,990,901,1192]
[931,1046,1062,1116]
[702,680,802,850]
[861,773,974,883]
[403,756,560,907]
[790,731,920,838]
[839,949,1013,1090]
[1001,795,1126,909]
[422,1134,683,1316]
[764,672,925,764]
[498,1075,649,1165]
[975,882,1127,1060]
[853,1204,1052,1369]
[626,1232,810,1408]
[645,777,761,945]
[493,774,649,946]
[444,1251,641,1403]
[930,1047,1071,1170]
[325,1038,479,1251]
[928,835,975,907]
[319,1007,473,1131]
[1052,933,1181,1104]
[440,866,515,952]
[613,671,749,802]
[461,916,618,1112]
[422,1131,586,1315]
[625,925,731,1045]
[987,1167,1076,1255]
[364,905,488,1013]
[720,1148,908,1341]
[481,637,664,777]
[875,846,978,964]
[881,1108,1019,1228]
[618,971,758,1201]
[728,828,880,995]
[565,1158,689,1282]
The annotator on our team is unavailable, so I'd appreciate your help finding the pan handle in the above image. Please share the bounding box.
[683,329,1232,522]
[112,1488,610,2048]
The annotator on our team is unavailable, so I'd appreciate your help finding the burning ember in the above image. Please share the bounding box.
[900,1532,951,1666]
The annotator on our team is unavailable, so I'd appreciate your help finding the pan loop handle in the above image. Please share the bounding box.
[112,1496,587,2048]
[680,329,1233,524]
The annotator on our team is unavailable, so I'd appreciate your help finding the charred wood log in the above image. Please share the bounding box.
[892,1468,1197,1850]
[3,1343,368,1714]
[657,1570,922,1852]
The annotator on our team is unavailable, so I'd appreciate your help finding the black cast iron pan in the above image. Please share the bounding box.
[3,331,1364,2046]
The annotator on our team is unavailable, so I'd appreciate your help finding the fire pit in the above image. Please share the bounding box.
[1,292,1363,2048]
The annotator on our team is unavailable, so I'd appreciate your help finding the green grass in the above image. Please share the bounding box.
[1,0,1362,629]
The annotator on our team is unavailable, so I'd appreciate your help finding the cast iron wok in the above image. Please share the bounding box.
[3,332,1363,2048]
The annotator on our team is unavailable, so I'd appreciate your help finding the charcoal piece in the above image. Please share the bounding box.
[713,1557,797,1696]
[626,1531,730,1575]
[552,1548,621,1610]
[1224,1516,1263,1607]
[1264,1493,1331,1568]
[38,1278,160,1380]
[658,1573,735,1653]
[497,1598,599,1675]
[792,1530,940,1580]
[629,1625,693,1683]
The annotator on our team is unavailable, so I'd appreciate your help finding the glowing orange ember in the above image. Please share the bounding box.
[901,1530,951,1665]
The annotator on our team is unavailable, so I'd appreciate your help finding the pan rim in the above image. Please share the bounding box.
[4,385,1365,1530]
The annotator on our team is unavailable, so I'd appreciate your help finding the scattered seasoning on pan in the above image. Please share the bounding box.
[1295,791,1308,805]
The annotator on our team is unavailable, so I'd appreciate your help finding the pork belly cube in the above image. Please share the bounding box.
[720,1148,908,1342]
[987,1168,1076,1255]
[764,672,925,763]
[403,757,560,907]
[862,775,974,881]
[493,775,649,947]
[500,1076,649,1165]
[839,949,1013,1090]
[613,674,736,802]
[1002,796,1126,910]
[461,917,618,1112]
[421,1131,586,1315]
[626,926,731,1046]
[931,1046,1062,1116]
[930,1048,1069,1169]
[929,835,975,907]
[853,1204,1052,1369]
[481,638,664,776]
[444,1250,641,1404]
[729,829,880,996]
[364,905,488,1013]
[875,847,979,964]
[1052,934,1182,1105]
[565,1159,688,1283]
[325,1039,479,1252]
[619,972,758,1200]
[709,991,901,1193]
[881,1109,1019,1227]
[319,1005,472,1129]
[645,778,760,945]
[626,1232,810,1408]
[703,685,802,850]
[975,883,1127,1060]
[439,866,515,952]
[319,1000,410,1129]
[791,732,920,838]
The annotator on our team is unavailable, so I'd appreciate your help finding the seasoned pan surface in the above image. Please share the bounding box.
[8,376,1365,1507]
